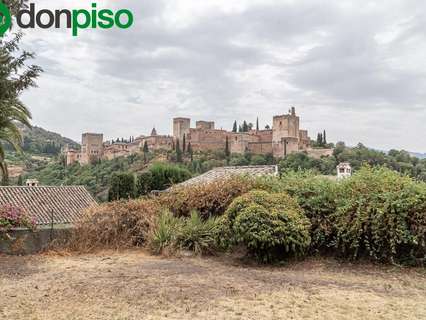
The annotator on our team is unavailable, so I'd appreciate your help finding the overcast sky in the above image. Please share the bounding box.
[17,0,426,151]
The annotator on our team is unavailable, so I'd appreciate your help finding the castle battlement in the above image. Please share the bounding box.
[66,108,324,166]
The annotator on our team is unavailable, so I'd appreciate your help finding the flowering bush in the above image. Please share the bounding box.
[0,204,36,238]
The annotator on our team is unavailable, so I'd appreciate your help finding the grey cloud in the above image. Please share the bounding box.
[20,0,426,151]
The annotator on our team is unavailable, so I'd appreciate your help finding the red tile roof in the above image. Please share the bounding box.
[0,186,97,225]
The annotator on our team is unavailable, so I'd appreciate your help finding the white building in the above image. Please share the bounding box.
[337,162,352,179]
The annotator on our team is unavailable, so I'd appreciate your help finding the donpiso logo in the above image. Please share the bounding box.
[0,1,11,37]
[0,2,133,37]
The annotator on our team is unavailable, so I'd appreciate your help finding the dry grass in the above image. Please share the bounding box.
[65,199,162,252]
[1,251,425,320]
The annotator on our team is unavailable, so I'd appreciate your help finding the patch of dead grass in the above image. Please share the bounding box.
[0,251,424,320]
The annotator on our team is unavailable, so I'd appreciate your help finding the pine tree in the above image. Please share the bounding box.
[232,121,237,132]
[256,117,259,131]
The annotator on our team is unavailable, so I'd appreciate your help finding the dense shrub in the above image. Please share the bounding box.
[149,210,219,255]
[175,211,219,254]
[255,172,339,251]
[148,210,181,254]
[108,172,136,201]
[149,162,192,191]
[222,190,311,262]
[68,199,162,252]
[159,176,255,218]
[334,166,426,264]
[136,171,153,196]
[0,204,36,239]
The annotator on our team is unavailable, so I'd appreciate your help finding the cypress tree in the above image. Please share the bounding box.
[256,117,259,131]
[323,130,327,145]
[143,141,149,163]
[176,139,182,163]
[188,142,193,162]
[232,121,237,132]
[242,121,248,132]
[182,134,186,153]
[225,136,230,158]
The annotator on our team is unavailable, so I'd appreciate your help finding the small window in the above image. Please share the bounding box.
[339,168,345,173]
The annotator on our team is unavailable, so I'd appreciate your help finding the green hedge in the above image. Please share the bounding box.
[334,166,426,264]
[222,190,311,262]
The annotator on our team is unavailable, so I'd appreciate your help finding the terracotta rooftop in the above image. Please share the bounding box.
[173,165,278,188]
[0,186,97,225]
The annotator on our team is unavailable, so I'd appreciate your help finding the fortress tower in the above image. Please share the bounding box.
[80,133,104,164]
[272,107,300,157]
[173,117,190,142]
[196,121,215,130]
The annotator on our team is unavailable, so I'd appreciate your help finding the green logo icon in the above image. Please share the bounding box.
[0,1,11,37]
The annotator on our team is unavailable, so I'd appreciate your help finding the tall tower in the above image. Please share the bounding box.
[272,108,300,157]
[80,133,104,164]
[173,118,190,142]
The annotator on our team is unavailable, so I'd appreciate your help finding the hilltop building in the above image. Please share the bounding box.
[65,107,331,165]
[337,162,352,179]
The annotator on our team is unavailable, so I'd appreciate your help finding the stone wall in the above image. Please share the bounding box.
[0,225,73,255]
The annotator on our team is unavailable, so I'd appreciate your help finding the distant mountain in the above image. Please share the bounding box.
[410,152,426,159]
[9,124,80,156]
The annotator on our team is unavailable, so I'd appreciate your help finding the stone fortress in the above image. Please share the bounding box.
[65,107,332,166]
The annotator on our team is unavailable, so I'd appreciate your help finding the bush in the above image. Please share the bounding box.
[334,166,426,264]
[108,172,135,201]
[0,204,36,239]
[136,171,153,196]
[67,199,162,252]
[223,190,311,262]
[149,162,192,191]
[159,176,255,218]
[149,210,220,255]
[175,211,219,255]
[255,172,339,251]
[148,210,181,254]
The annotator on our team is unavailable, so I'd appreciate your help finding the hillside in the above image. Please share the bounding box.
[5,124,79,178]
[17,123,80,155]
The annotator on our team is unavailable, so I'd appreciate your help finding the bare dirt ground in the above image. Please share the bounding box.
[1,250,425,320]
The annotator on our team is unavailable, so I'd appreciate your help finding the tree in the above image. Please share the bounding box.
[0,2,42,184]
[136,171,153,196]
[143,141,149,163]
[225,136,230,159]
[265,125,271,130]
[323,130,327,145]
[175,138,182,163]
[317,133,323,146]
[238,125,243,133]
[17,175,23,186]
[232,121,237,132]
[108,172,135,201]
[187,142,193,162]
[242,121,248,132]
[182,133,186,153]
[256,117,259,131]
